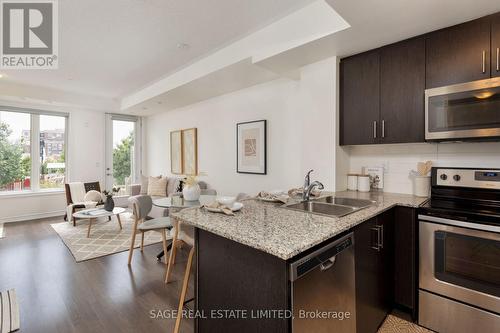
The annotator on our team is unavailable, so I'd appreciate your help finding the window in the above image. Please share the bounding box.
[0,111,31,191]
[0,108,68,193]
[40,115,66,189]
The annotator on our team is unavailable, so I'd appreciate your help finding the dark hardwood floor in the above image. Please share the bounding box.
[0,218,194,333]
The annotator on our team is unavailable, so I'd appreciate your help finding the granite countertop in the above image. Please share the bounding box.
[171,191,428,260]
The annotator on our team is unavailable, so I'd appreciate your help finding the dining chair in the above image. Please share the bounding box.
[127,195,173,274]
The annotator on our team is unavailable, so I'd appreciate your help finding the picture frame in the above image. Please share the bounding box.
[182,128,198,175]
[170,130,183,174]
[237,120,267,174]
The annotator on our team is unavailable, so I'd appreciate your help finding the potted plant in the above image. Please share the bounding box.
[102,187,120,211]
[182,172,206,201]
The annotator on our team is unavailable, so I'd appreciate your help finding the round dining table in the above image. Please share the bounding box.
[152,195,217,260]
[152,195,217,210]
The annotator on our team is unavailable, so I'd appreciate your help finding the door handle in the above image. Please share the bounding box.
[482,50,486,74]
[381,120,385,138]
[373,121,377,139]
[106,173,113,176]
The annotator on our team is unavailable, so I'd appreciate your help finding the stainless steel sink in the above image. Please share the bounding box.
[282,196,376,217]
[313,196,375,208]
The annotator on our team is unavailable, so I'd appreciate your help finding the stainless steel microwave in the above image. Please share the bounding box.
[425,78,500,141]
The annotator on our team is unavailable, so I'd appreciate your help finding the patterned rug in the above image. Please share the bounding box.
[378,315,433,333]
[50,212,170,262]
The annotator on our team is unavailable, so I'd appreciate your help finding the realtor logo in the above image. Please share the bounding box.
[1,0,58,69]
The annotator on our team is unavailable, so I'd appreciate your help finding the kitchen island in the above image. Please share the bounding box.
[171,191,427,332]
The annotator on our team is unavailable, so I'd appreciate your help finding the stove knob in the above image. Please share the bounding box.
[453,174,461,181]
[440,174,448,180]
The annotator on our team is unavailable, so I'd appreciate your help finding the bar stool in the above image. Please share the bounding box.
[165,218,195,333]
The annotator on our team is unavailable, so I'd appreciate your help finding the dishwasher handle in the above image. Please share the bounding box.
[289,233,354,281]
[319,256,337,271]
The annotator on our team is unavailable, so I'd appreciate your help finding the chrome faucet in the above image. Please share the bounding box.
[303,170,324,201]
[304,169,314,193]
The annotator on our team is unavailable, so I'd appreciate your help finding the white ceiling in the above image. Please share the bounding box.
[2,0,500,111]
[1,0,314,99]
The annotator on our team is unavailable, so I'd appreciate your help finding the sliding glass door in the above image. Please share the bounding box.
[105,114,141,193]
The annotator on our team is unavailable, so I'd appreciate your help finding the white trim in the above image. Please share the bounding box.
[0,210,65,223]
[0,189,65,198]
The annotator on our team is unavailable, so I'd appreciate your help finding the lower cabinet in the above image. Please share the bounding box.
[355,210,395,333]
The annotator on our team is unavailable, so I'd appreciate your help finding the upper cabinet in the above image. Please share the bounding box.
[340,50,380,145]
[340,38,425,146]
[380,38,425,144]
[426,18,491,88]
[492,13,500,78]
[340,11,500,146]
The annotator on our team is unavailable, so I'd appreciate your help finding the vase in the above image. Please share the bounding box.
[104,195,115,212]
[183,183,201,201]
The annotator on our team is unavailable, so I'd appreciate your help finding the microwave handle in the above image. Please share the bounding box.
[496,47,499,72]
[482,50,486,74]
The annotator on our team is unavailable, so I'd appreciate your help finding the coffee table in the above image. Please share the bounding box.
[73,207,126,238]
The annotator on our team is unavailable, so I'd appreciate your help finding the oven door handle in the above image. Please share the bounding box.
[418,214,500,233]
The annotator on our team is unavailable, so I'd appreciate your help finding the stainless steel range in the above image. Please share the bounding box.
[418,167,500,333]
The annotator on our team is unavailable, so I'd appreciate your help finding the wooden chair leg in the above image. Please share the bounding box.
[140,232,145,252]
[174,246,195,333]
[165,239,178,284]
[128,222,139,265]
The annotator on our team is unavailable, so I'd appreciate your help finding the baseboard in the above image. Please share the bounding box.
[0,210,65,223]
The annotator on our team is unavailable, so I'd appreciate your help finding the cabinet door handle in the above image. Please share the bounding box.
[379,224,384,249]
[482,50,486,74]
[496,48,499,72]
[381,120,385,138]
[370,227,381,251]
[373,121,377,139]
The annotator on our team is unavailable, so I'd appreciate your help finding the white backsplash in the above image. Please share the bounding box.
[348,142,500,195]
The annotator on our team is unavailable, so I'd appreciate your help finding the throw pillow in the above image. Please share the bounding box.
[140,175,160,194]
[84,190,104,203]
[148,176,168,197]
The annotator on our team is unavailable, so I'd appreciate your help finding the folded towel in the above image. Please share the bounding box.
[257,191,289,203]
[203,202,235,216]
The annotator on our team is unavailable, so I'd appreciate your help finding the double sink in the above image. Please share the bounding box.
[282,196,376,217]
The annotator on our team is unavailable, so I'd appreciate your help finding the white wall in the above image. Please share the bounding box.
[0,105,106,223]
[145,57,338,196]
[348,142,500,195]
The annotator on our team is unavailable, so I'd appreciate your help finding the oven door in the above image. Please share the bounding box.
[425,78,500,140]
[419,215,500,314]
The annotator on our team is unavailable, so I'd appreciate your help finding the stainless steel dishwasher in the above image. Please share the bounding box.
[290,232,356,333]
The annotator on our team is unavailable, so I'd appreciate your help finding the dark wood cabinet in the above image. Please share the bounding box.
[380,38,425,143]
[426,18,491,88]
[492,13,500,78]
[355,210,394,333]
[340,50,380,145]
[393,207,417,318]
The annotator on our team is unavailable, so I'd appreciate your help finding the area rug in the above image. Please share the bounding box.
[378,314,433,333]
[0,289,20,333]
[50,212,170,262]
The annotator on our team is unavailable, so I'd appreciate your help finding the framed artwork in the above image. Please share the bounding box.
[182,128,198,175]
[170,130,183,174]
[237,120,267,174]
